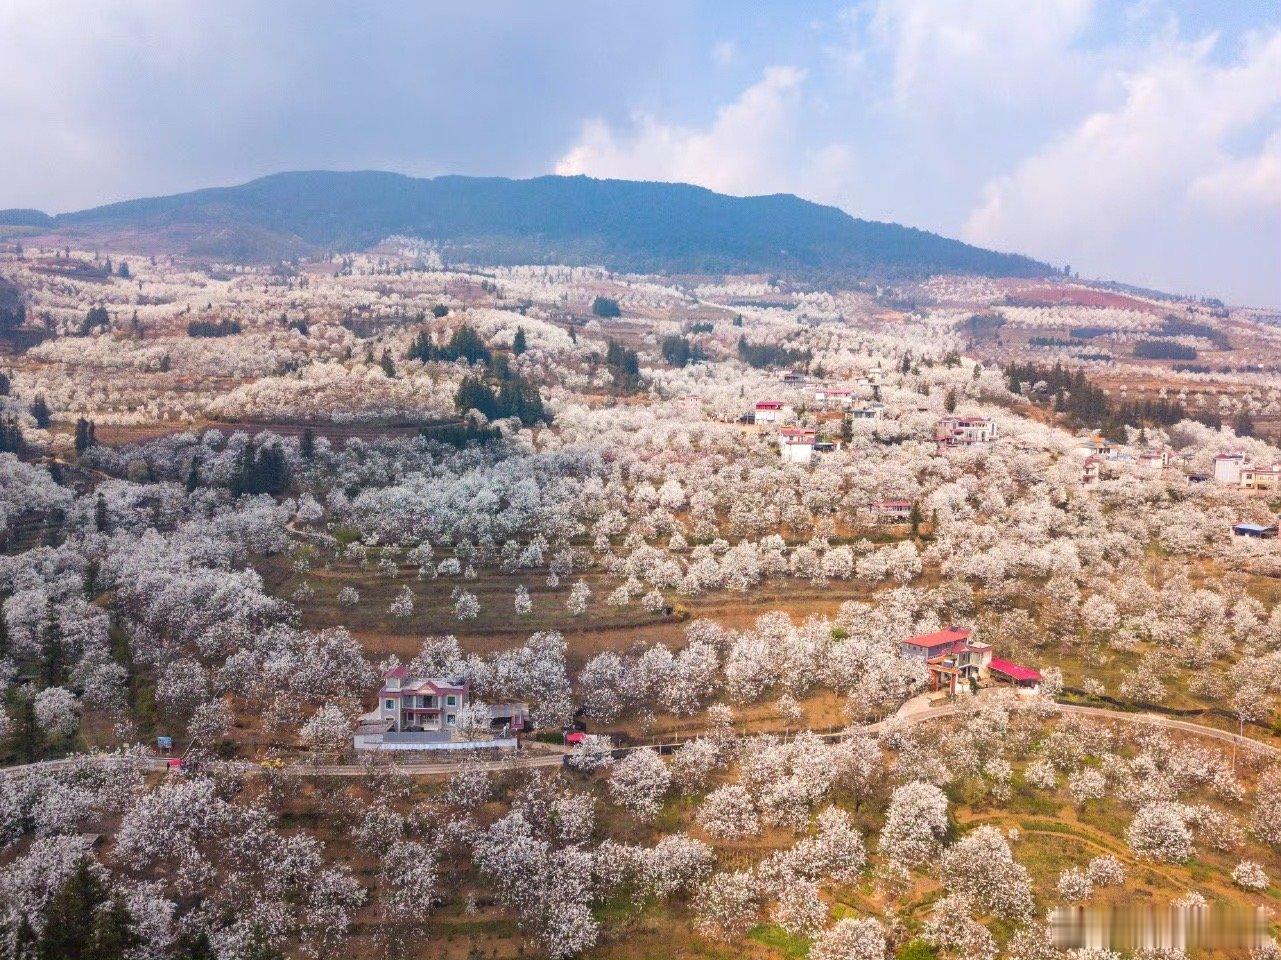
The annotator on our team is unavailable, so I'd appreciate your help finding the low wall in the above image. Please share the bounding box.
[354,734,518,753]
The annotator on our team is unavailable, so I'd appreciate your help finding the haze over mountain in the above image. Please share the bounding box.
[0,171,1054,280]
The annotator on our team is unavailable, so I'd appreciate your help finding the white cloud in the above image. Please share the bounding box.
[1188,129,1281,215]
[863,0,1095,112]
[712,39,738,67]
[964,29,1281,301]
[555,66,856,203]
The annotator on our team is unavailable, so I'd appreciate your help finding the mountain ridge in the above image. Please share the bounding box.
[1,170,1056,279]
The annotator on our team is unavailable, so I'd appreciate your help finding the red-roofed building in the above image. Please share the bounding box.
[989,659,1042,688]
[901,626,1040,697]
[754,400,792,424]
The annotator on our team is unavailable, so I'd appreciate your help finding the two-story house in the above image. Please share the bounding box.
[378,665,469,733]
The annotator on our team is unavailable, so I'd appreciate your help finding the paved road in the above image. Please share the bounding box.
[4,697,1277,780]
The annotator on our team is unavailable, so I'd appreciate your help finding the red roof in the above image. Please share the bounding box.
[906,626,972,650]
[989,658,1041,682]
[565,731,586,745]
[756,401,784,409]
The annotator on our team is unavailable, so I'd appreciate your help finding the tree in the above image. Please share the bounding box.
[73,418,96,456]
[608,749,671,821]
[592,296,621,318]
[35,857,139,960]
[432,303,448,318]
[1235,408,1256,438]
[300,427,316,459]
[185,456,201,493]
[94,493,109,533]
[117,260,131,279]
[880,781,949,869]
[513,327,528,355]
[380,350,396,377]
[944,389,958,413]
[810,917,889,960]
[29,396,51,429]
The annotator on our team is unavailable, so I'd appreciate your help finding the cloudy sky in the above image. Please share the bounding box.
[3,1,1278,304]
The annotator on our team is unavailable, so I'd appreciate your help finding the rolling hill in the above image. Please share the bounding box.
[1,171,1055,279]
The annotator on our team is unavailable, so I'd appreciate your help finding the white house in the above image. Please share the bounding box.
[814,387,855,408]
[754,400,791,425]
[779,427,817,464]
[1215,452,1246,485]
[935,416,996,449]
[377,665,468,733]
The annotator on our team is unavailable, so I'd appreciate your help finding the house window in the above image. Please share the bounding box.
[446,695,457,707]
[385,699,395,711]
[446,713,456,726]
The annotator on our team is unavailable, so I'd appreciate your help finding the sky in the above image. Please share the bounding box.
[2,1,1278,305]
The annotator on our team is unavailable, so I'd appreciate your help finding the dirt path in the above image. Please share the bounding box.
[6,696,1278,781]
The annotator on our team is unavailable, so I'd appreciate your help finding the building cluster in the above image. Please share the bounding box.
[1215,453,1281,492]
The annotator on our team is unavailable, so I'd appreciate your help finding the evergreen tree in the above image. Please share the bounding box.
[455,376,499,420]
[432,303,448,318]
[117,260,131,279]
[943,389,957,413]
[299,427,315,459]
[1235,408,1256,438]
[185,456,201,494]
[11,693,41,762]
[36,858,138,960]
[29,396,51,429]
[512,327,527,355]
[173,931,217,960]
[379,351,396,378]
[48,461,64,486]
[407,330,436,363]
[0,370,9,395]
[74,418,97,456]
[1,416,27,453]
[94,493,109,533]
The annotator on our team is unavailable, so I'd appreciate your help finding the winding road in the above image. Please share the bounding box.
[3,696,1277,781]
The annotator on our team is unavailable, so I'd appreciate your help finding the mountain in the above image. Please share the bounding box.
[2,171,1054,279]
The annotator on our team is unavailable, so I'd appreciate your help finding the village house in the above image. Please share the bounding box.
[849,402,887,422]
[871,499,914,523]
[1233,522,1279,539]
[901,626,1041,697]
[1138,449,1170,470]
[1214,452,1246,484]
[934,415,996,449]
[778,427,817,464]
[753,400,791,425]
[1081,455,1101,487]
[1241,463,1281,492]
[814,386,856,408]
[1213,453,1281,491]
[353,666,528,753]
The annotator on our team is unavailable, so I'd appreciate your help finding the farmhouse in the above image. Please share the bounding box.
[901,626,1041,697]
[1233,522,1278,539]
[1214,452,1246,485]
[1240,463,1281,492]
[778,427,817,464]
[377,665,468,733]
[1081,455,1101,487]
[753,400,791,424]
[935,415,996,448]
[849,402,887,422]
[814,386,855,408]
[354,667,527,752]
[871,499,914,522]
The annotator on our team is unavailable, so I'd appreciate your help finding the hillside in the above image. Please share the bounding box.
[0,171,1054,279]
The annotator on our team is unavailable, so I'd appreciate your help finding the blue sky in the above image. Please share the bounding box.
[2,1,1278,304]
